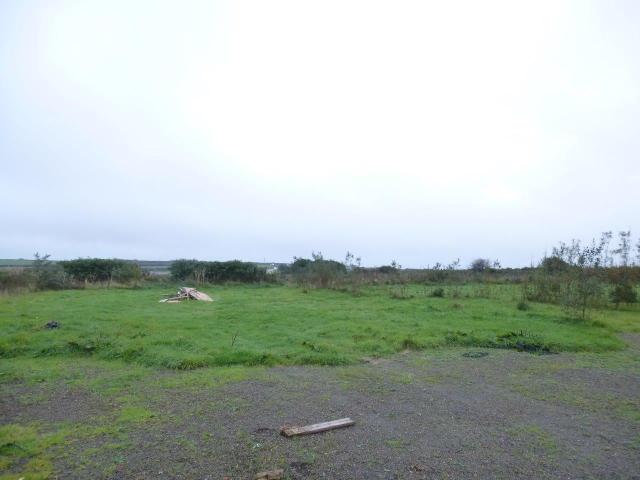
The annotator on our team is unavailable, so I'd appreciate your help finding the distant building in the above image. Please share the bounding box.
[266,264,279,274]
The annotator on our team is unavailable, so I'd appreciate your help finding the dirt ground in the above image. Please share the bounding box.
[2,336,640,479]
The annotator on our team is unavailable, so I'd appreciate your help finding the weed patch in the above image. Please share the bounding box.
[400,338,423,350]
[445,329,557,354]
[496,331,555,353]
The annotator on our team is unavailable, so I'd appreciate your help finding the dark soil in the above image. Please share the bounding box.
[0,385,111,425]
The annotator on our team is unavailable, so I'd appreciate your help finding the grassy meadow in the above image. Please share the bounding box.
[1,283,639,372]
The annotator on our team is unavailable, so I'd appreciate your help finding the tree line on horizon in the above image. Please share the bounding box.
[1,230,639,320]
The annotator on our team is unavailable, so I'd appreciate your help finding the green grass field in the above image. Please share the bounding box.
[1,283,639,479]
[2,284,639,371]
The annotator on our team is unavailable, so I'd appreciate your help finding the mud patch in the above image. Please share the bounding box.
[0,385,112,425]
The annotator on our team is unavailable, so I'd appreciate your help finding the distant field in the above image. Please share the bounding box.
[0,258,172,274]
[0,259,33,268]
[1,284,638,370]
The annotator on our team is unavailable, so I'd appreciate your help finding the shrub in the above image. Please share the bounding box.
[605,265,640,308]
[496,330,552,353]
[431,287,445,298]
[400,337,422,350]
[0,269,33,292]
[530,235,612,320]
[377,265,397,274]
[528,270,564,304]
[112,262,143,284]
[169,259,266,283]
[427,267,449,283]
[204,261,265,283]
[308,259,346,287]
[59,258,140,285]
[470,258,492,273]
[32,253,66,290]
[609,283,637,307]
[516,300,529,311]
[169,259,201,281]
[540,256,570,274]
[284,253,347,288]
[290,257,313,273]
[390,285,413,299]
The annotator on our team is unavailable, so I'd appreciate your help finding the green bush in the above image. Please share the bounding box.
[59,258,141,285]
[112,262,143,284]
[169,259,201,281]
[609,283,637,307]
[431,287,445,298]
[377,265,397,274]
[283,253,347,288]
[540,256,570,274]
[470,258,492,272]
[32,253,67,290]
[529,236,612,320]
[205,261,265,283]
[169,259,266,283]
[605,266,639,308]
[290,257,313,273]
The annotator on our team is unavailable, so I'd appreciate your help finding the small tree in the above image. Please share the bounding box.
[607,231,638,308]
[32,253,66,290]
[609,283,637,308]
[530,259,563,304]
[343,251,361,270]
[613,231,632,267]
[551,235,608,320]
[540,256,570,274]
[470,258,491,273]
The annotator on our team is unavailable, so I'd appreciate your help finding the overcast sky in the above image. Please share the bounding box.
[1,1,639,267]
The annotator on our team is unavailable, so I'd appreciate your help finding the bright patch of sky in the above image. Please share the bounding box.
[1,0,638,266]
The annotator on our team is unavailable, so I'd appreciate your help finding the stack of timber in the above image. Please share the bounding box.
[159,287,213,303]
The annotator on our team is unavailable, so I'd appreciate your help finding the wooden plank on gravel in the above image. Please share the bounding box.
[280,417,355,437]
[253,468,284,480]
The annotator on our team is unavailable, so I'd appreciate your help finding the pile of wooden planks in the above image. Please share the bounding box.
[159,287,213,303]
